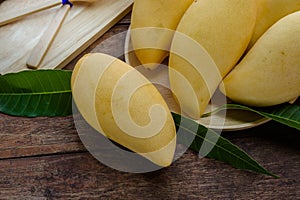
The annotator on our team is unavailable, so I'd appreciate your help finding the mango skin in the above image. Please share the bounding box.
[221,11,300,107]
[71,53,176,167]
[248,0,300,50]
[130,0,193,70]
[169,0,257,119]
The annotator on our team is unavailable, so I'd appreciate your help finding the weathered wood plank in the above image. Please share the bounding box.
[0,114,84,159]
[0,148,299,200]
[1,112,299,199]
[1,104,299,199]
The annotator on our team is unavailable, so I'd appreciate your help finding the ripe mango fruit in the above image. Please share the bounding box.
[248,0,300,50]
[130,0,193,70]
[169,0,257,119]
[220,11,300,107]
[71,53,176,167]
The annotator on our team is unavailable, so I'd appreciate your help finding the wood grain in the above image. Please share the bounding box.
[0,11,300,200]
[0,114,84,159]
[0,0,61,26]
[26,5,71,69]
[0,137,299,200]
[0,0,133,74]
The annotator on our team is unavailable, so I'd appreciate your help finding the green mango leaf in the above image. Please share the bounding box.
[0,70,72,117]
[172,112,278,177]
[203,103,300,131]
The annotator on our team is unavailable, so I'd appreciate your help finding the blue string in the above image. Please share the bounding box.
[62,0,73,7]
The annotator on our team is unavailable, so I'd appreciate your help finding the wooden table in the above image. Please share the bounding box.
[0,12,300,200]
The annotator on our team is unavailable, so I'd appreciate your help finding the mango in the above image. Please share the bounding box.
[220,11,300,107]
[71,53,176,167]
[248,0,300,50]
[169,0,257,119]
[130,0,193,70]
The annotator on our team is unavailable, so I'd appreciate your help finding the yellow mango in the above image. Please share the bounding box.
[221,11,300,106]
[71,53,176,167]
[130,0,193,70]
[169,0,257,119]
[248,0,300,50]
